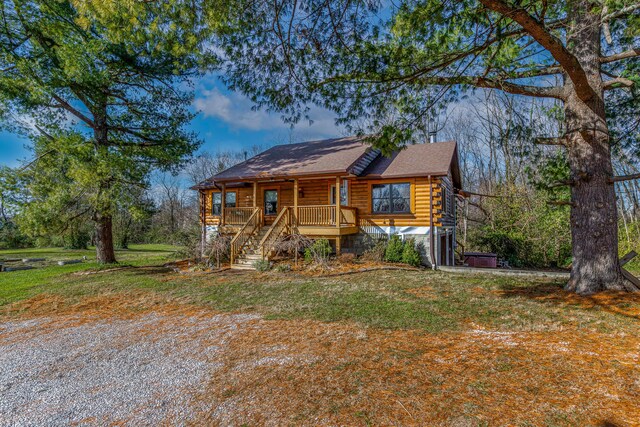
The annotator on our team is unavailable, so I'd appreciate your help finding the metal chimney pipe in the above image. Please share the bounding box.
[428,131,437,144]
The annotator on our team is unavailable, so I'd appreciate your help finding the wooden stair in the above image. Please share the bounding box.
[231,227,270,270]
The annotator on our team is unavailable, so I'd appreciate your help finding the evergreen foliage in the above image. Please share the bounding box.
[401,238,422,267]
[0,0,215,262]
[384,235,405,263]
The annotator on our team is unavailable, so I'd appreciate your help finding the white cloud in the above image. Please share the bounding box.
[193,87,343,137]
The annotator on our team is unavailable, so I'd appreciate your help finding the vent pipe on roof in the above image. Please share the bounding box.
[428,131,437,144]
[243,151,248,161]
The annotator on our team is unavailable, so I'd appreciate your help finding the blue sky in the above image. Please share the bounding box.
[0,75,343,168]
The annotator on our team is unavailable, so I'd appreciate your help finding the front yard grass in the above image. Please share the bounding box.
[0,244,179,306]
[1,248,638,335]
[2,248,639,425]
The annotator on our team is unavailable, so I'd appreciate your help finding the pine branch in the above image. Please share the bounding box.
[601,48,640,64]
[602,3,640,22]
[610,173,640,183]
[603,76,635,90]
[418,75,565,99]
[479,0,597,103]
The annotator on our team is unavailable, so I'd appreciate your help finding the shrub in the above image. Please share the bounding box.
[253,259,271,272]
[273,233,312,265]
[304,238,332,264]
[205,235,231,268]
[477,230,526,268]
[402,238,422,267]
[360,238,387,262]
[384,235,405,263]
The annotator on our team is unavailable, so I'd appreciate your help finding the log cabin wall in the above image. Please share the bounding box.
[349,177,442,227]
[202,176,447,227]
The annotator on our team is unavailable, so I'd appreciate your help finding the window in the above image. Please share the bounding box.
[372,183,411,214]
[225,191,236,208]
[211,192,222,216]
[264,190,278,215]
[441,184,454,215]
[330,180,349,205]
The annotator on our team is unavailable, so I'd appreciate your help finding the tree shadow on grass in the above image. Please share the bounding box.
[497,281,640,321]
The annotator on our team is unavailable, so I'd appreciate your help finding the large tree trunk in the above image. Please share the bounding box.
[92,108,117,264]
[564,114,627,293]
[564,4,628,294]
[95,212,117,264]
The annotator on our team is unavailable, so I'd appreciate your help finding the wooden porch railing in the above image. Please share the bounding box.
[260,207,291,259]
[230,208,261,264]
[224,207,255,225]
[339,207,357,225]
[297,205,335,226]
[296,205,357,226]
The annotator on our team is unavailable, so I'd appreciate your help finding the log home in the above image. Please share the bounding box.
[193,136,462,269]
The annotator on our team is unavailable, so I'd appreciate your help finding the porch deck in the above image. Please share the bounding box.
[220,205,359,236]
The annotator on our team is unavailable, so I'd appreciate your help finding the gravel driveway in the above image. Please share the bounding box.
[0,312,261,426]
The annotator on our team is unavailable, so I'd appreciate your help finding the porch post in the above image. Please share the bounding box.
[446,230,450,266]
[293,178,298,226]
[200,190,206,258]
[335,176,341,228]
[221,183,226,226]
[253,181,257,208]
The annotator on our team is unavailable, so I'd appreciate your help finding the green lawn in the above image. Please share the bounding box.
[0,244,180,306]
[1,246,638,335]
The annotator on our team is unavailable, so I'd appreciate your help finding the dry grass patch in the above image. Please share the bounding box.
[191,316,640,426]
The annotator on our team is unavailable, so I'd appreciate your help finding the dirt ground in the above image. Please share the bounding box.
[1,293,639,426]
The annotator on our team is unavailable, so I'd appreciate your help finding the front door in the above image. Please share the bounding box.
[330,179,349,205]
[264,189,278,225]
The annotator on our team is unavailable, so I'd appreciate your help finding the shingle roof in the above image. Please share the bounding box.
[193,136,461,190]
[210,136,373,182]
[360,140,461,187]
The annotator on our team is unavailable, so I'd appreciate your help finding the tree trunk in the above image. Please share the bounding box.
[91,106,117,264]
[565,121,626,293]
[564,4,627,293]
[95,212,117,264]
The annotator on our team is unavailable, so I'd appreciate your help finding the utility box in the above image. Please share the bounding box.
[464,252,497,268]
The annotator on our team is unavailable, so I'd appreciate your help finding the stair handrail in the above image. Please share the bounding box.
[259,207,291,259]
[230,207,262,264]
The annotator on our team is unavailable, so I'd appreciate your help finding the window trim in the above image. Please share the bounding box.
[211,192,222,216]
[371,182,412,214]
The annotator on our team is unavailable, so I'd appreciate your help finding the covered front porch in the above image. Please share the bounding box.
[219,205,358,235]
[210,176,359,236]
[200,176,361,265]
